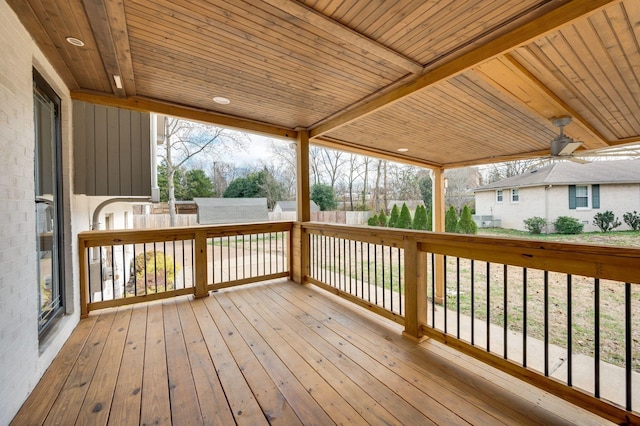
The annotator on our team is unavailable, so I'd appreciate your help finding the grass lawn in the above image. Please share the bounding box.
[478,227,640,247]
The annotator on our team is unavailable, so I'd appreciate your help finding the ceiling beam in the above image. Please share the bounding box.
[608,136,640,146]
[313,136,442,169]
[310,0,620,140]
[103,0,136,96]
[502,54,610,148]
[261,0,423,74]
[71,91,298,140]
[444,149,552,169]
[473,54,609,149]
[82,0,129,97]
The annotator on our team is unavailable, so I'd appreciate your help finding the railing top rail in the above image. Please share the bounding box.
[302,222,405,246]
[414,231,640,258]
[78,221,294,247]
[302,222,640,283]
[416,232,640,284]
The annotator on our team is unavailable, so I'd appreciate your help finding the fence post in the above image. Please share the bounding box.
[403,235,427,341]
[193,230,209,299]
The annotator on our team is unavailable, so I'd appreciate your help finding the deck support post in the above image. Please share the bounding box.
[292,129,311,284]
[403,235,428,342]
[193,230,209,298]
[433,167,446,304]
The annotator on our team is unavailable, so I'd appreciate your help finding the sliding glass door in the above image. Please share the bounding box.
[34,71,64,335]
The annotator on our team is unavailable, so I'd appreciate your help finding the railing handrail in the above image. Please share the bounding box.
[303,222,405,246]
[79,221,294,247]
[303,223,640,284]
[79,221,294,317]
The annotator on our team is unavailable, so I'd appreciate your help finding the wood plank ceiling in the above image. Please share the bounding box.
[8,0,640,168]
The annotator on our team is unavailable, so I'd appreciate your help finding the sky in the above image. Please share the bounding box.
[232,134,281,166]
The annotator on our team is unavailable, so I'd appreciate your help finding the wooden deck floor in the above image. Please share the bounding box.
[12,279,611,425]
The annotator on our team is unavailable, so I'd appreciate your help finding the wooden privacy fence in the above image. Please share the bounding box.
[78,222,292,316]
[301,222,640,425]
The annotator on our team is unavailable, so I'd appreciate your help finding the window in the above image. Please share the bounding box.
[511,188,519,203]
[496,190,503,203]
[575,185,588,208]
[569,184,600,209]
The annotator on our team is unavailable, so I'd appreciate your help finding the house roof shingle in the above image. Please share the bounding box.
[475,160,640,192]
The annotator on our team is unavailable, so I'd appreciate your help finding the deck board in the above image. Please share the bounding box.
[163,299,203,425]
[12,279,613,425]
[108,304,146,426]
[10,316,98,426]
[174,298,235,425]
[44,309,116,424]
[139,301,171,425]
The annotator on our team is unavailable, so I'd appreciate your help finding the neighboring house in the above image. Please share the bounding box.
[474,160,640,232]
[273,200,320,214]
[194,198,269,224]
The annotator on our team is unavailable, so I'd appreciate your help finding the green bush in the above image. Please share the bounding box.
[367,214,378,226]
[129,251,179,295]
[426,207,432,231]
[388,204,400,228]
[593,211,621,232]
[457,205,477,234]
[445,206,459,233]
[523,216,547,234]
[553,216,584,234]
[310,183,337,211]
[378,210,388,227]
[397,203,413,229]
[413,205,428,231]
[623,211,640,231]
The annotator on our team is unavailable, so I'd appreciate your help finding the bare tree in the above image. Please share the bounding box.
[343,154,360,210]
[444,167,482,213]
[484,159,550,183]
[383,160,388,213]
[320,148,347,189]
[387,164,422,201]
[268,141,298,199]
[159,117,247,226]
[358,156,372,209]
[309,146,323,185]
[371,159,383,213]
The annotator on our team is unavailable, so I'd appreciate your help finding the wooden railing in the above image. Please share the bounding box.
[304,223,405,325]
[78,222,292,316]
[301,222,640,424]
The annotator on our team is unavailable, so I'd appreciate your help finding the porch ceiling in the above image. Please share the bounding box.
[8,0,640,167]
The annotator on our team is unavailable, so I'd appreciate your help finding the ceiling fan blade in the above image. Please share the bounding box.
[569,156,590,164]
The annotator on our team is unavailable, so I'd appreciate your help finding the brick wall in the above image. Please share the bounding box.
[0,2,79,423]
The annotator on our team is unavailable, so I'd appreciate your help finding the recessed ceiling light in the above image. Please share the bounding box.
[65,37,85,47]
[397,148,409,152]
[213,96,230,105]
